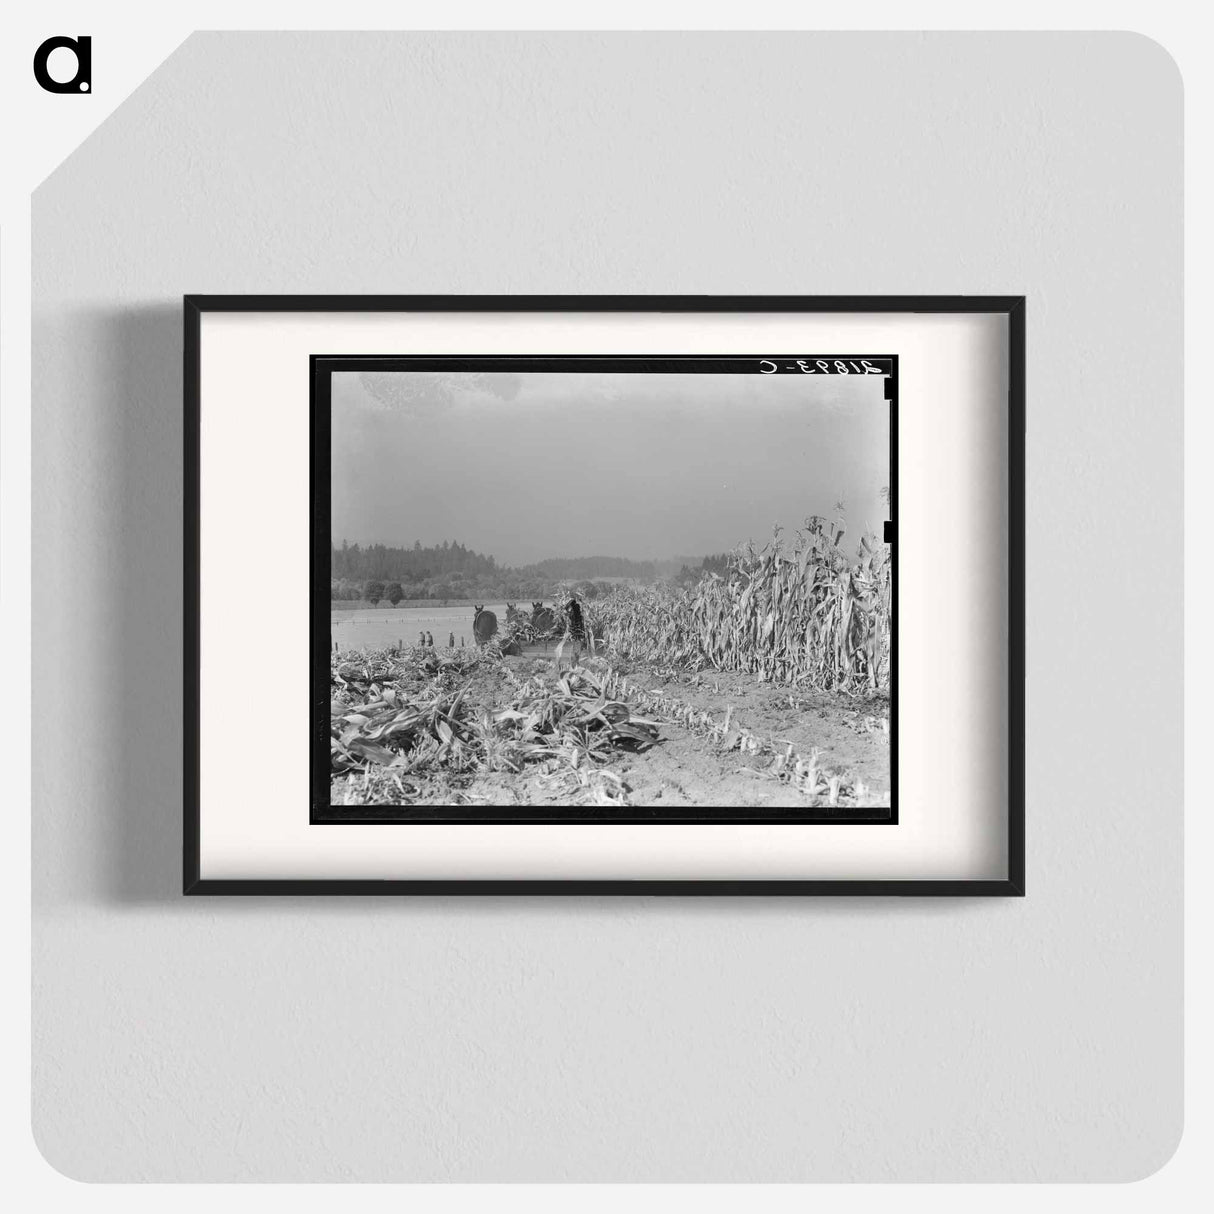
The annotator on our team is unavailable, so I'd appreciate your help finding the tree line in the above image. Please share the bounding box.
[332,539,497,583]
[332,540,665,604]
[330,540,731,605]
[671,553,732,586]
[524,555,659,581]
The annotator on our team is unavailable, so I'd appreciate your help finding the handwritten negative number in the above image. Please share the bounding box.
[759,359,885,375]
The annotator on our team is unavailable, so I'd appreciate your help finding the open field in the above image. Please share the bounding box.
[332,598,483,611]
[331,603,516,652]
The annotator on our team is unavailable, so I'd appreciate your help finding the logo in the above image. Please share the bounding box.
[33,35,91,94]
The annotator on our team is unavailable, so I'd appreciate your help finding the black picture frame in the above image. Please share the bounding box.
[184,295,1025,896]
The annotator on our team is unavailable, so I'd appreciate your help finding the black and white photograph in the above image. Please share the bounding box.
[315,356,896,821]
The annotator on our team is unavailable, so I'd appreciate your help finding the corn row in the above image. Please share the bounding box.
[587,518,890,693]
[602,667,885,808]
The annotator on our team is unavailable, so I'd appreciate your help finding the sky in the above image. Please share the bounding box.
[331,370,890,567]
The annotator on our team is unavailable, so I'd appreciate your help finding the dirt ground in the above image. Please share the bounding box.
[601,665,890,810]
[329,653,890,816]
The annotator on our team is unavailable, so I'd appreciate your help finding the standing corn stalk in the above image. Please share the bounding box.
[590,518,890,692]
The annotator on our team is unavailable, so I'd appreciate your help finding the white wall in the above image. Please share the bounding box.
[31,32,1182,1181]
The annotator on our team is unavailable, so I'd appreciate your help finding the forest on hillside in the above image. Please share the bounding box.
[330,540,732,603]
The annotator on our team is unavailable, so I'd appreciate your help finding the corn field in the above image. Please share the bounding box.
[588,518,891,692]
[329,643,883,808]
[330,646,663,806]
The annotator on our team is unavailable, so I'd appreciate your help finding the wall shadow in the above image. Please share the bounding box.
[92,304,186,904]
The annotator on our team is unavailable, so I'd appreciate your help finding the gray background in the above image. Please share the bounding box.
[32,33,1182,1181]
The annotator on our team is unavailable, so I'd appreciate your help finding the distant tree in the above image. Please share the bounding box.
[385,582,404,606]
[332,541,681,601]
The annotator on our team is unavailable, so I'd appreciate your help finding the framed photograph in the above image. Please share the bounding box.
[185,296,1024,894]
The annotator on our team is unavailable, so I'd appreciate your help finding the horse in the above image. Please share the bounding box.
[531,601,556,633]
[472,605,498,647]
[505,603,523,626]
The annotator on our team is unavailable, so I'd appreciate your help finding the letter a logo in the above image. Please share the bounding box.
[34,36,92,94]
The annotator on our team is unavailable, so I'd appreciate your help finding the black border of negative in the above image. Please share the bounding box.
[311,355,896,827]
[183,296,1025,896]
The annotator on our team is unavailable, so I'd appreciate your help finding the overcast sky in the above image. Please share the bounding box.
[331,370,889,567]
